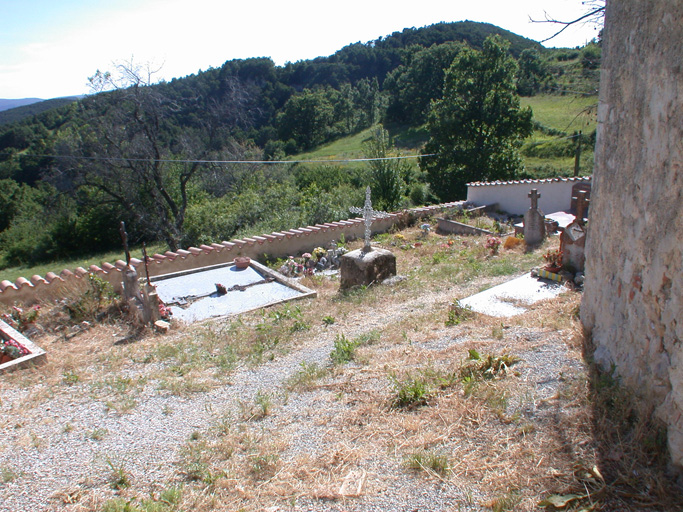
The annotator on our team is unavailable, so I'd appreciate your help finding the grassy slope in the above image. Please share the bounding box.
[520,94,598,178]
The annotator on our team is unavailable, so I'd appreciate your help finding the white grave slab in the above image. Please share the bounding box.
[153,261,315,323]
[460,273,566,317]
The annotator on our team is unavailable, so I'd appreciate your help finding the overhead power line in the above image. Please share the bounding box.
[2,153,434,165]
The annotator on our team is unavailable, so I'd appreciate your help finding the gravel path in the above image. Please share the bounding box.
[0,275,580,512]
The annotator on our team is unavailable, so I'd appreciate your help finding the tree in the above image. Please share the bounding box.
[55,60,253,251]
[516,48,549,96]
[276,88,335,152]
[384,42,463,125]
[363,125,409,211]
[420,36,533,201]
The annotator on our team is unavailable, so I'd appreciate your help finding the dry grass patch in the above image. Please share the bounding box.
[2,229,682,511]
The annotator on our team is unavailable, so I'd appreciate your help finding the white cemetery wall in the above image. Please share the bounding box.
[466,177,591,215]
[581,0,683,469]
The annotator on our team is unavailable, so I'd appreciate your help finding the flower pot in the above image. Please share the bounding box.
[234,257,251,269]
[0,354,13,364]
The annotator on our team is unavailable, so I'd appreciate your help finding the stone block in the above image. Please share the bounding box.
[340,248,396,290]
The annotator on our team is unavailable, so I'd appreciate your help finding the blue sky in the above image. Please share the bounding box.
[0,0,601,99]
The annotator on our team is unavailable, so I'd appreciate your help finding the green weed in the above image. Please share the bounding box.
[459,349,520,382]
[404,449,451,475]
[330,333,360,365]
[62,370,80,386]
[445,300,474,326]
[249,452,279,479]
[106,458,131,490]
[389,373,432,409]
[240,389,275,421]
[285,361,328,392]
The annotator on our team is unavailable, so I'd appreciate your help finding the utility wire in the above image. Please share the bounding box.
[1,152,434,165]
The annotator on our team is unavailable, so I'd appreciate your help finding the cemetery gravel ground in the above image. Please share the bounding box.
[0,229,678,512]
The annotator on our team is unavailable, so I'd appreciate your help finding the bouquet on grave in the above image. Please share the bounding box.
[1,305,40,332]
[1,336,30,360]
[542,248,564,270]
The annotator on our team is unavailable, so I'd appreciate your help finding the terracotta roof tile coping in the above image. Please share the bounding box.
[241,238,258,244]
[220,242,237,248]
[130,258,142,265]
[0,280,17,292]
[210,243,224,250]
[89,265,103,273]
[101,262,116,271]
[75,267,89,277]
[176,250,191,257]
[262,234,280,241]
[199,245,214,252]
[15,277,31,288]
[31,275,47,285]
[45,272,62,282]
[61,269,74,277]
[467,176,592,187]
[187,247,203,255]
[230,239,247,246]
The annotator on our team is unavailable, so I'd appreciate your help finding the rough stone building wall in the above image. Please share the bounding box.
[581,1,683,467]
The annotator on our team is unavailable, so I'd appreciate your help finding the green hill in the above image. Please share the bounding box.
[0,96,82,126]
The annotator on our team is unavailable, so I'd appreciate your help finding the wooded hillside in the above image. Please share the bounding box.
[0,21,600,271]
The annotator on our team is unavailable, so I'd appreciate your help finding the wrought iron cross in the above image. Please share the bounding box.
[350,186,390,253]
[528,189,541,210]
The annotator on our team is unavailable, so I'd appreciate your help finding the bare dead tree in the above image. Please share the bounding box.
[531,1,605,43]
[54,60,256,251]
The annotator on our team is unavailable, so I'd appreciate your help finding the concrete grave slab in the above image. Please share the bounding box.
[152,260,316,323]
[459,273,566,317]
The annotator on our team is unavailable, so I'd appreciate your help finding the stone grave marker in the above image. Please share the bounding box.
[341,187,396,289]
[523,188,546,246]
[560,190,589,272]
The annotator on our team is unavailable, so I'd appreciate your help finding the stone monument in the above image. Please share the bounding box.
[340,187,396,290]
[560,190,589,272]
[523,189,546,246]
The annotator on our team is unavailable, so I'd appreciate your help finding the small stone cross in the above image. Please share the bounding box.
[350,186,390,253]
[528,189,541,210]
[573,190,590,225]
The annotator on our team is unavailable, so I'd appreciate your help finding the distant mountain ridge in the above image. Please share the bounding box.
[0,98,44,112]
[0,96,82,126]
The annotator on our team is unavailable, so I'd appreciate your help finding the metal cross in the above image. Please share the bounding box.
[349,186,390,253]
[528,189,541,210]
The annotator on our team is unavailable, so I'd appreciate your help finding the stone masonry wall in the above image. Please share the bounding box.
[581,1,683,467]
